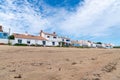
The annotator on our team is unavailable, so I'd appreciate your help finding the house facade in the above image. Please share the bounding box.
[12,33,47,46]
[71,40,81,47]
[40,30,71,46]
[0,26,9,44]
[0,25,114,48]
[60,37,71,46]
[40,30,61,46]
[10,30,71,46]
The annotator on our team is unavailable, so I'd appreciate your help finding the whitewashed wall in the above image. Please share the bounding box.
[0,39,8,44]
[45,41,59,46]
[41,33,60,46]
[12,38,59,46]
[13,38,43,45]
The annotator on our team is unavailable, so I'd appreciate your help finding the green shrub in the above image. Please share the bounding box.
[14,43,27,46]
[113,46,120,48]
[31,44,43,47]
[8,35,15,40]
[96,42,102,44]
[77,46,84,48]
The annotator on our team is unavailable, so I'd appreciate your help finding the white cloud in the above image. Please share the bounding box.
[0,0,49,34]
[58,0,120,38]
[42,0,120,40]
[0,0,120,43]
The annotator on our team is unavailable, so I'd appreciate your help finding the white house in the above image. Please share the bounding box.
[40,30,61,46]
[40,30,71,46]
[60,36,71,46]
[12,33,47,46]
[0,25,9,44]
[71,40,82,47]
[78,40,92,47]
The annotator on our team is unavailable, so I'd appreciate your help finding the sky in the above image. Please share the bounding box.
[0,0,120,45]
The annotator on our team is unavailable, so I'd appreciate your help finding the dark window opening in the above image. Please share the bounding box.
[3,33,7,36]
[42,41,46,45]
[53,36,56,39]
[18,39,22,44]
[47,36,50,38]
[66,39,70,41]
[27,41,30,44]
[52,42,55,46]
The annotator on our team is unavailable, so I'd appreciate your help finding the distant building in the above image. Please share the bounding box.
[71,40,81,47]
[78,40,92,47]
[60,36,71,46]
[0,25,9,44]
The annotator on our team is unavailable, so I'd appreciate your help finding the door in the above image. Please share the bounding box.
[52,42,55,46]
[42,41,46,46]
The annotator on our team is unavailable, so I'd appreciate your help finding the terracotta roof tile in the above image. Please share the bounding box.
[60,37,70,40]
[43,32,57,36]
[13,33,47,41]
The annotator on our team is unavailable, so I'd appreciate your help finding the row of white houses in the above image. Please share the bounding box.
[0,25,114,48]
[10,30,71,46]
[71,40,114,48]
[0,25,71,46]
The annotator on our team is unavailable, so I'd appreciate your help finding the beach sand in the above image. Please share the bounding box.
[0,45,120,80]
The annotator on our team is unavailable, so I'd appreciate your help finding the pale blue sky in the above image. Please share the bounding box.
[0,0,120,45]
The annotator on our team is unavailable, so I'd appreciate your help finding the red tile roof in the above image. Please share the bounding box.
[43,32,57,36]
[13,33,47,40]
[60,37,70,40]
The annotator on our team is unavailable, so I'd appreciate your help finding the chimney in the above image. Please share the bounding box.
[25,31,28,35]
[40,30,43,36]
[53,32,56,34]
[0,25,3,32]
[40,30,43,33]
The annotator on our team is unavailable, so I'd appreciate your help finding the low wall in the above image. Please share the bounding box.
[0,39,8,44]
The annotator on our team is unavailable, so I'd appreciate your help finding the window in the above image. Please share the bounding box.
[66,39,70,42]
[53,36,57,39]
[18,39,22,44]
[27,41,30,44]
[3,33,7,37]
[52,42,55,46]
[0,33,8,39]
[42,41,46,45]
[47,36,50,38]
[0,33,2,38]
[62,39,64,42]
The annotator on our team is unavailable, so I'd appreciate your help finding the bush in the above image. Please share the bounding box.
[8,35,15,40]
[31,44,43,47]
[113,46,120,48]
[96,42,102,44]
[77,46,84,48]
[14,43,27,46]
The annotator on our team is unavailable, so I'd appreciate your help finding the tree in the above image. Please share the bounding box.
[8,35,15,40]
[96,42,102,44]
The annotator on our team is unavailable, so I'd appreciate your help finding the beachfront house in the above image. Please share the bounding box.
[11,33,47,46]
[40,30,71,46]
[60,36,71,46]
[71,40,82,47]
[78,40,92,47]
[40,30,61,46]
[0,25,9,44]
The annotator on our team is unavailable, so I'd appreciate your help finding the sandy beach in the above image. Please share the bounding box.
[0,45,120,80]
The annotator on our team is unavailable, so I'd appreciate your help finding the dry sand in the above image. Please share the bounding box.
[0,45,120,80]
